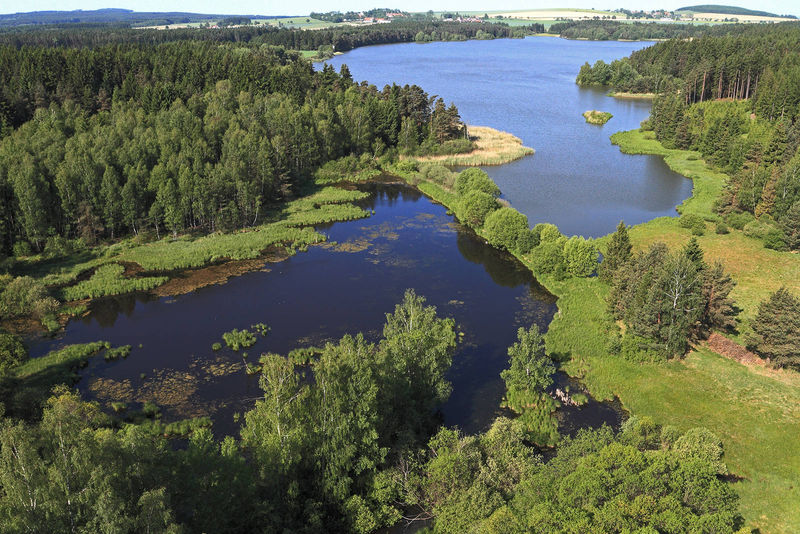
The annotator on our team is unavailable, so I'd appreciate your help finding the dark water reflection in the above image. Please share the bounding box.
[323,37,693,237]
[30,184,622,436]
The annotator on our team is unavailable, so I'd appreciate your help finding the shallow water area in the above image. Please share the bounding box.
[323,37,693,237]
[28,183,626,436]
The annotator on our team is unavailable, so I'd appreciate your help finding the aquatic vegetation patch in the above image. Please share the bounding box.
[583,110,613,125]
[61,263,168,301]
[117,226,326,272]
[222,329,257,351]
[104,344,132,361]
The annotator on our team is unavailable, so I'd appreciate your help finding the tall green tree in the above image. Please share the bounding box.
[748,287,800,369]
[599,220,632,281]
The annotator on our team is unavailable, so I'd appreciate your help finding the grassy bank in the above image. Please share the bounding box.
[607,91,657,99]
[399,130,800,533]
[8,186,372,328]
[408,125,534,166]
[547,129,800,534]
[610,129,800,327]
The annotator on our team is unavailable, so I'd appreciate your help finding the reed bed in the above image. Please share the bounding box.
[409,126,534,166]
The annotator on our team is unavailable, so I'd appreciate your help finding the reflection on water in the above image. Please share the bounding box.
[323,37,693,237]
[29,184,623,436]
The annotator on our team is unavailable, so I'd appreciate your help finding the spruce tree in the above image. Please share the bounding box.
[600,220,632,282]
[697,261,737,337]
[683,237,705,271]
[748,287,800,369]
[782,201,800,251]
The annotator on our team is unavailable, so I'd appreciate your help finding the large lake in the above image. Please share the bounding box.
[324,37,692,237]
[30,37,679,436]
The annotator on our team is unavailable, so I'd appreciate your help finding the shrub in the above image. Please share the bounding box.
[674,428,727,475]
[715,221,729,234]
[455,168,500,198]
[142,401,161,418]
[460,190,497,228]
[515,229,539,255]
[763,228,788,251]
[419,164,456,189]
[531,238,567,277]
[563,236,598,277]
[742,219,774,240]
[44,235,85,258]
[484,208,529,252]
[395,160,418,173]
[536,223,563,244]
[0,276,52,319]
[679,213,705,235]
[0,331,27,376]
[725,211,755,230]
[620,333,665,363]
[12,241,32,258]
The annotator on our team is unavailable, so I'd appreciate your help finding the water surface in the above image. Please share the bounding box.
[31,184,619,436]
[324,37,692,237]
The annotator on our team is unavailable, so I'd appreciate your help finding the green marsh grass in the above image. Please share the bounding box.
[62,263,168,301]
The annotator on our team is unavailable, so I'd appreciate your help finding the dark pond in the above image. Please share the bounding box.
[31,183,621,436]
[323,37,693,237]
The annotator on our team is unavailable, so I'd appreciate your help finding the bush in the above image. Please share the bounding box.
[763,228,788,251]
[12,241,32,258]
[742,219,774,240]
[44,236,85,258]
[484,208,529,252]
[515,230,539,255]
[620,333,665,363]
[715,221,729,234]
[0,276,51,319]
[563,236,598,277]
[536,223,562,244]
[394,160,418,174]
[460,190,497,228]
[530,238,567,277]
[455,168,500,198]
[674,428,727,475]
[725,211,755,230]
[679,213,705,235]
[419,164,456,189]
[0,331,27,376]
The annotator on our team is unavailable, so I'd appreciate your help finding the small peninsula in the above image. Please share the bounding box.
[409,125,534,166]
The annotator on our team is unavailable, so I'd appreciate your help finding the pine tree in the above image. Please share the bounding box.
[748,287,800,369]
[600,220,632,282]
